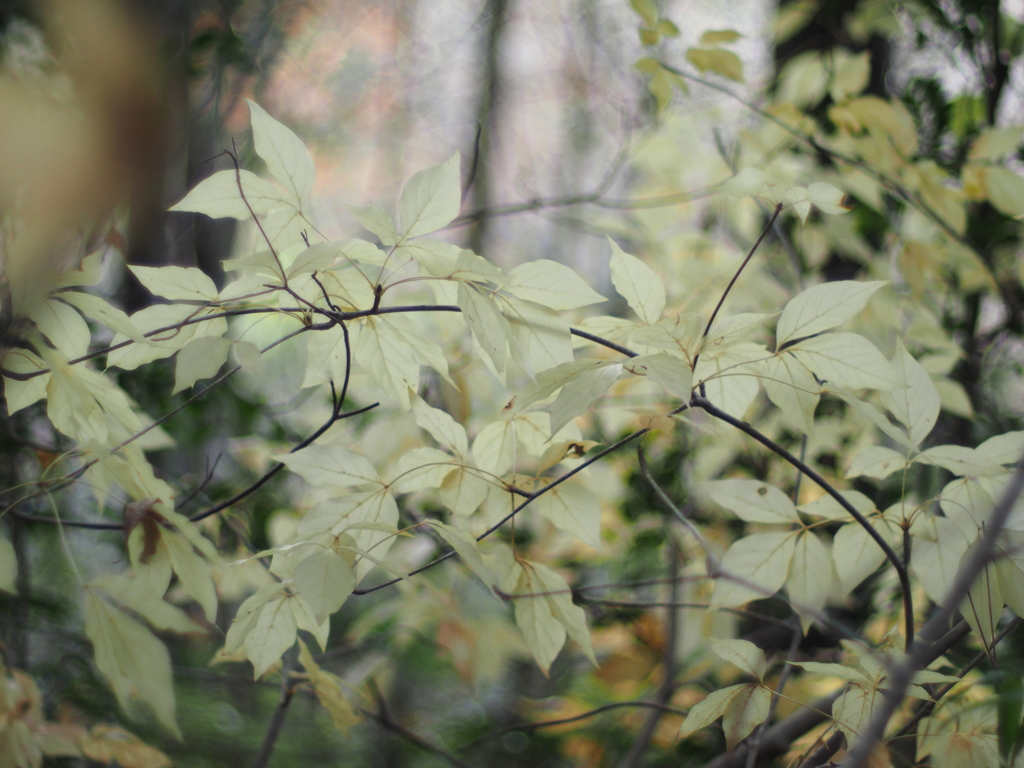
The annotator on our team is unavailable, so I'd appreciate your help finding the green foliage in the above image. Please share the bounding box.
[4,2,1024,766]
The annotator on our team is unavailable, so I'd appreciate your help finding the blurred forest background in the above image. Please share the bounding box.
[3,0,1024,766]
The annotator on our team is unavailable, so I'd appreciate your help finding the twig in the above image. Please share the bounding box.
[252,649,296,768]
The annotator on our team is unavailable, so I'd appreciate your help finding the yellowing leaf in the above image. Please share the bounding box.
[702,478,799,524]
[833,684,882,747]
[247,100,315,205]
[608,238,665,325]
[397,153,461,240]
[679,683,769,750]
[506,260,606,310]
[85,591,180,737]
[776,280,885,346]
[169,169,285,220]
[81,725,171,768]
[297,641,361,734]
[686,47,744,82]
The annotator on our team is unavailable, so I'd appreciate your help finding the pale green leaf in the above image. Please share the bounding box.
[806,182,851,214]
[55,250,104,288]
[680,684,744,738]
[30,297,91,358]
[847,445,909,480]
[709,637,766,680]
[776,281,885,346]
[160,528,217,622]
[983,166,1024,217]
[56,291,145,343]
[505,260,606,310]
[910,515,974,604]
[911,670,962,686]
[169,169,286,220]
[881,339,939,445]
[608,238,665,325]
[498,295,575,377]
[833,685,881,747]
[348,204,398,246]
[129,266,219,302]
[172,336,231,394]
[426,520,494,590]
[721,167,767,199]
[457,282,511,375]
[628,354,693,401]
[960,561,1001,652]
[233,340,263,376]
[289,593,330,651]
[472,419,517,476]
[722,685,771,751]
[512,566,566,675]
[977,431,1024,466]
[531,562,597,666]
[712,532,796,607]
[276,444,381,489]
[509,359,614,415]
[3,348,50,415]
[686,47,744,83]
[413,397,468,457]
[787,531,831,632]
[85,591,180,736]
[89,574,202,634]
[702,478,799,524]
[353,316,421,409]
[293,548,356,624]
[833,518,897,592]
[549,362,623,434]
[968,126,1023,161]
[439,467,491,516]
[940,477,994,530]
[701,29,741,44]
[247,594,298,679]
[759,351,820,434]
[247,100,315,204]
[693,342,766,417]
[532,480,603,549]
[997,558,1024,619]
[702,313,773,352]
[788,332,895,389]
[389,446,456,493]
[398,153,461,239]
[798,489,876,521]
[0,535,17,594]
[918,445,1005,477]
[299,491,399,579]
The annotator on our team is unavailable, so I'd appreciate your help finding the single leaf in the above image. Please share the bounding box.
[292,548,356,624]
[549,362,623,434]
[85,592,180,736]
[918,445,1005,477]
[787,531,831,632]
[532,480,603,549]
[276,445,381,489]
[348,204,398,246]
[833,684,881,747]
[247,100,315,204]
[833,518,896,592]
[505,260,607,310]
[627,354,694,400]
[608,238,665,325]
[712,531,796,607]
[776,281,885,346]
[847,445,909,480]
[169,169,286,220]
[788,332,896,389]
[788,661,870,686]
[530,562,597,666]
[0,535,17,593]
[680,684,744,739]
[457,282,511,375]
[159,527,217,622]
[881,339,939,445]
[760,351,820,434]
[511,565,566,675]
[426,520,494,590]
[30,297,91,358]
[686,47,744,82]
[702,478,799,524]
[398,153,461,239]
[172,336,232,394]
[709,637,766,680]
[701,29,741,44]
[129,265,219,302]
[246,594,298,679]
[413,397,468,457]
[722,684,771,751]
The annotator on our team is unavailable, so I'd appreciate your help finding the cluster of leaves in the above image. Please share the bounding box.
[3,2,1024,767]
